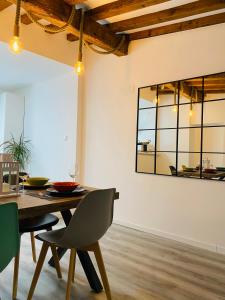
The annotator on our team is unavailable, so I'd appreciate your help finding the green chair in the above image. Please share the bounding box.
[0,202,20,299]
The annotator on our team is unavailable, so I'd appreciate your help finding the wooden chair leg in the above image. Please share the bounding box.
[72,251,76,283]
[27,242,49,300]
[30,233,37,263]
[93,242,112,300]
[13,250,20,300]
[66,249,76,300]
[50,245,62,279]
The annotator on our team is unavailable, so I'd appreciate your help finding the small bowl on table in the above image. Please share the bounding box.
[27,177,49,186]
[52,182,79,193]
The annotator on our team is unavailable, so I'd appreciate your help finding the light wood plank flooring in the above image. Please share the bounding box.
[1,223,225,300]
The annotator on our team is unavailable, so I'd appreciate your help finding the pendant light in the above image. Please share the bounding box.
[189,87,194,117]
[173,83,178,112]
[75,9,85,75]
[9,0,23,54]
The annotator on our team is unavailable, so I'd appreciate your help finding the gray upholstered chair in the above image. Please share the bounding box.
[27,188,116,300]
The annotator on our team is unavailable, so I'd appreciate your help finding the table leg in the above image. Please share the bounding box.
[48,210,103,293]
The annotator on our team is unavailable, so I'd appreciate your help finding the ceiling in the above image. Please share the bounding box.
[83,0,225,33]
[1,0,225,56]
[0,41,73,91]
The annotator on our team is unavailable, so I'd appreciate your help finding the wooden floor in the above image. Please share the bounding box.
[1,222,225,300]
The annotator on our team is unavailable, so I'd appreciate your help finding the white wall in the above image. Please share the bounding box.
[79,24,225,253]
[17,72,77,181]
[0,92,24,145]
[0,93,5,145]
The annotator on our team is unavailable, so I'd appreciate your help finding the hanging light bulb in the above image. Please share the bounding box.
[154,96,159,104]
[173,105,178,112]
[75,60,84,75]
[173,82,178,113]
[9,36,23,54]
[189,88,194,117]
[9,0,23,54]
[75,9,85,76]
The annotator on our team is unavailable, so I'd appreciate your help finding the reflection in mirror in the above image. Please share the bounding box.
[156,152,176,175]
[138,131,155,152]
[137,86,157,173]
[180,77,203,104]
[203,127,225,153]
[177,153,200,178]
[202,154,225,178]
[157,81,179,107]
[204,101,225,126]
[178,128,201,152]
[179,102,202,128]
[138,108,156,130]
[157,130,176,152]
[137,152,155,174]
[157,106,177,128]
[204,73,225,102]
[136,71,225,181]
[139,86,157,108]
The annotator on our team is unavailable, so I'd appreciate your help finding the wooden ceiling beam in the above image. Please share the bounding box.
[206,90,225,94]
[129,12,225,40]
[67,33,79,41]
[165,82,202,102]
[189,83,225,87]
[44,24,60,34]
[21,13,40,25]
[109,0,225,32]
[64,0,87,4]
[187,78,225,83]
[8,0,129,56]
[0,0,12,11]
[203,86,225,90]
[87,0,170,21]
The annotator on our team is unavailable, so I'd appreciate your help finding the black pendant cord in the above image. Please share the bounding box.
[175,82,180,175]
[154,86,159,174]
[200,77,205,178]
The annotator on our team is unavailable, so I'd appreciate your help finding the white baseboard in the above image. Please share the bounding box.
[113,219,225,255]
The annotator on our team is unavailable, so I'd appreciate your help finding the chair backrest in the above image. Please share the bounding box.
[169,165,176,175]
[60,188,116,249]
[0,202,20,273]
[3,172,28,184]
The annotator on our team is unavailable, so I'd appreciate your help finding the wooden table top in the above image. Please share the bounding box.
[0,187,119,220]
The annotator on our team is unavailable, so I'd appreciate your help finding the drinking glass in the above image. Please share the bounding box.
[69,164,79,182]
[19,174,29,193]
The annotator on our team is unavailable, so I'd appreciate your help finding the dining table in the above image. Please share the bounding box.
[0,186,119,293]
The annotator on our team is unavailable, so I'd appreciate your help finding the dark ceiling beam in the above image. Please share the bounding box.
[87,0,170,20]
[205,89,225,94]
[67,33,79,41]
[165,82,202,102]
[64,0,87,4]
[21,13,40,25]
[108,0,225,32]
[0,0,12,11]
[129,12,225,40]
[8,0,129,56]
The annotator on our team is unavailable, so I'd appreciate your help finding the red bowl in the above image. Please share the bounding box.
[52,182,79,193]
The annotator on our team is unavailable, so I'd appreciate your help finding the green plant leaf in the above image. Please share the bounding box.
[0,134,31,171]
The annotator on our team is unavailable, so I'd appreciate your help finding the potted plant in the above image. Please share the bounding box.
[0,134,31,183]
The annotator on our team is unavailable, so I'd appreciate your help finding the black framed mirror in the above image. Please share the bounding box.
[136,71,225,181]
